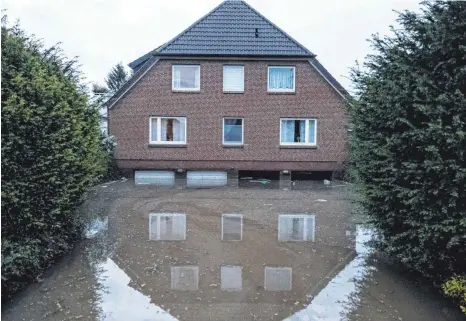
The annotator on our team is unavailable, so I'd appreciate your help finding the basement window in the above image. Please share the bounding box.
[280,118,317,146]
[149,116,186,144]
[172,65,200,91]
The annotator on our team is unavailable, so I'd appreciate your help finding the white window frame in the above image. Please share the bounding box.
[221,213,243,241]
[223,65,244,93]
[267,66,296,93]
[149,213,187,241]
[222,117,244,145]
[278,214,316,242]
[149,116,187,145]
[279,118,317,146]
[172,65,200,91]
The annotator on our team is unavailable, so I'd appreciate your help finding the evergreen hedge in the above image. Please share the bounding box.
[349,0,466,291]
[1,22,104,299]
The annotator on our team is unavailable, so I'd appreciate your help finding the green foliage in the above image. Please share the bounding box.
[1,22,104,299]
[99,133,121,182]
[92,83,110,94]
[349,0,466,284]
[104,62,130,93]
[443,276,466,314]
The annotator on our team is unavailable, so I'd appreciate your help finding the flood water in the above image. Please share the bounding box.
[2,181,463,321]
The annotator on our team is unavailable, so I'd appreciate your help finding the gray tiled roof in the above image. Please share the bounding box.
[129,0,313,69]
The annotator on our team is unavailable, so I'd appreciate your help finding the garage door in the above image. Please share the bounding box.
[134,170,175,186]
[187,171,228,188]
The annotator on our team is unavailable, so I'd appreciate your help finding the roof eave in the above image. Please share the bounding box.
[130,52,316,69]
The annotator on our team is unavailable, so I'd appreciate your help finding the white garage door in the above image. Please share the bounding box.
[187,171,228,188]
[134,170,175,186]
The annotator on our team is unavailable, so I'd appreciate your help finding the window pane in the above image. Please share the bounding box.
[269,67,294,90]
[173,66,199,89]
[160,117,186,142]
[151,118,158,142]
[224,118,243,144]
[308,119,316,144]
[281,119,305,143]
[223,66,244,92]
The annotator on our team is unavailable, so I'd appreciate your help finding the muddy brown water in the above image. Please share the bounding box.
[2,181,464,321]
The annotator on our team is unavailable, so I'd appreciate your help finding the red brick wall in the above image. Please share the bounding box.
[109,59,347,171]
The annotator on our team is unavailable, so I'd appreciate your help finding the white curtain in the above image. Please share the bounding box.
[174,69,181,88]
[308,120,316,144]
[172,119,180,141]
[281,120,294,143]
[151,118,158,142]
[269,67,294,89]
[299,121,305,142]
[281,120,305,143]
[161,119,168,141]
[176,118,186,142]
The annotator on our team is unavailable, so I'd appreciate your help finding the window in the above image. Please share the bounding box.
[172,65,200,91]
[150,117,187,144]
[278,214,315,242]
[221,214,243,241]
[149,213,186,241]
[268,66,295,92]
[221,266,242,291]
[223,65,244,92]
[264,267,292,291]
[171,266,199,291]
[223,118,243,145]
[280,118,317,146]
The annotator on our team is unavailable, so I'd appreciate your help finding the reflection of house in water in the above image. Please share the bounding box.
[107,190,355,321]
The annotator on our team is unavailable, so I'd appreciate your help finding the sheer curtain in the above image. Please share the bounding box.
[308,120,316,144]
[281,120,305,143]
[269,68,294,89]
[151,118,158,142]
[281,120,294,143]
[174,69,181,88]
[172,118,186,142]
[299,120,305,142]
[161,119,168,141]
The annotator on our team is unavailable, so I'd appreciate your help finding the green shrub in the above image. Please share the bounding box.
[99,133,121,182]
[1,22,103,299]
[443,276,466,314]
[349,0,466,283]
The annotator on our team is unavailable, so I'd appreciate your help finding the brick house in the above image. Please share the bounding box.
[106,0,349,186]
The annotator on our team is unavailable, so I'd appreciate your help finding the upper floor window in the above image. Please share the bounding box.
[268,66,295,92]
[280,118,316,146]
[223,65,244,92]
[172,65,200,91]
[150,116,187,144]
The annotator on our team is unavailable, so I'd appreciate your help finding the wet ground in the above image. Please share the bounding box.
[2,181,464,321]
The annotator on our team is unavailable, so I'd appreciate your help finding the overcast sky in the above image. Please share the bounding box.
[3,0,422,91]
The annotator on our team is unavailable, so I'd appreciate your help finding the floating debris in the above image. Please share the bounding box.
[84,217,108,239]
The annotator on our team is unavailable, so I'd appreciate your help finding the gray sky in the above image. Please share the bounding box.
[3,0,421,91]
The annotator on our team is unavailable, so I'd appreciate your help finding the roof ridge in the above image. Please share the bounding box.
[240,1,314,57]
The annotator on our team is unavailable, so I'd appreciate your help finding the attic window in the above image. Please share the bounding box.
[255,28,259,38]
[172,65,200,91]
